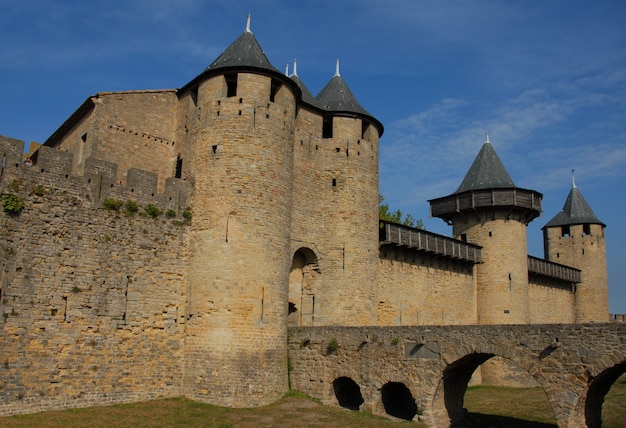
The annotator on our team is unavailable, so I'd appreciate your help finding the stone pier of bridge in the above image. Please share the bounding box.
[288,323,626,428]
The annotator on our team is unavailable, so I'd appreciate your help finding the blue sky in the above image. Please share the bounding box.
[1,0,625,313]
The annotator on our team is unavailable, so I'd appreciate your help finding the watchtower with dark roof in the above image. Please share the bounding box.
[178,15,299,408]
[542,174,609,322]
[289,58,383,328]
[175,15,384,407]
[429,134,543,324]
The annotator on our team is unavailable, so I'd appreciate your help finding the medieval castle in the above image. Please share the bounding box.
[0,16,610,418]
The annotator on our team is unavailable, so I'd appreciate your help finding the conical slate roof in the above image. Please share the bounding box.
[291,75,317,105]
[316,72,373,117]
[289,60,320,108]
[207,24,280,74]
[544,180,605,228]
[455,135,516,193]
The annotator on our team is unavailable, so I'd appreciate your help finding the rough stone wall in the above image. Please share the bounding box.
[291,111,379,326]
[49,105,96,172]
[182,72,296,407]
[545,224,609,323]
[0,143,189,415]
[528,280,576,323]
[49,91,179,193]
[453,211,531,324]
[290,107,326,326]
[288,324,626,428]
[377,247,477,325]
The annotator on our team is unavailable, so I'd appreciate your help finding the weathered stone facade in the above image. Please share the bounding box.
[288,324,626,428]
[0,138,190,414]
[0,19,620,427]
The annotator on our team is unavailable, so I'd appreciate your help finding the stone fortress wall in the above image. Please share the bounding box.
[0,135,191,415]
[0,17,616,421]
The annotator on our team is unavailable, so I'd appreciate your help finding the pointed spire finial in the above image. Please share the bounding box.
[285,63,289,76]
[245,13,252,33]
[485,131,490,144]
[571,169,577,188]
[335,59,341,77]
[292,59,298,77]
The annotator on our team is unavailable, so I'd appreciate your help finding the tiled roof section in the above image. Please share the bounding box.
[455,139,516,193]
[316,74,373,117]
[290,74,320,107]
[544,185,605,228]
[207,29,280,74]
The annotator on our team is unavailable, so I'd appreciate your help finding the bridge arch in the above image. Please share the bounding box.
[380,381,418,421]
[332,376,364,410]
[573,360,626,428]
[431,351,554,426]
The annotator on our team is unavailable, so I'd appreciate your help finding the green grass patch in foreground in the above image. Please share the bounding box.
[0,396,417,428]
[462,374,626,428]
[0,377,624,427]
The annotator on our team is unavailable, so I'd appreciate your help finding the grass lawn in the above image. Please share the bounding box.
[462,373,626,428]
[0,376,624,427]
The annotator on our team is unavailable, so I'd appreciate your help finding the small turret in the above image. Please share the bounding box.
[289,61,383,326]
[542,172,608,322]
[315,60,383,136]
[429,134,542,324]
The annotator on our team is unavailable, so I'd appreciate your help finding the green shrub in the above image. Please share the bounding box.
[182,208,192,221]
[327,338,340,354]
[102,198,123,211]
[2,193,25,214]
[31,184,45,196]
[123,200,139,215]
[8,180,21,193]
[145,204,162,218]
[165,209,176,218]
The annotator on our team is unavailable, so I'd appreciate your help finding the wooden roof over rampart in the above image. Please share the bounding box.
[379,220,581,288]
[379,220,482,264]
[528,255,581,286]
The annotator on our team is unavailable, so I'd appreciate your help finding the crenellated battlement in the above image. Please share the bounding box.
[1,135,193,215]
[0,19,615,424]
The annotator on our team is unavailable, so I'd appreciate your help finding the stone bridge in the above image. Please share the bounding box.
[287,323,626,428]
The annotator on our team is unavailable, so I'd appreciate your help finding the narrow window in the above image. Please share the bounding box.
[190,87,198,107]
[332,178,337,187]
[175,154,183,178]
[79,133,87,164]
[561,225,570,237]
[225,73,237,97]
[270,79,281,102]
[361,121,369,139]
[63,296,68,322]
[323,116,333,138]
[583,223,591,235]
[460,234,467,242]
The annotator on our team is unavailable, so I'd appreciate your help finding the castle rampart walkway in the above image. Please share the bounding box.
[288,323,626,428]
[379,220,482,264]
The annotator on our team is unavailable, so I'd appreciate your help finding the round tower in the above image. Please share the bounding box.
[429,134,542,324]
[542,174,608,322]
[178,17,298,406]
